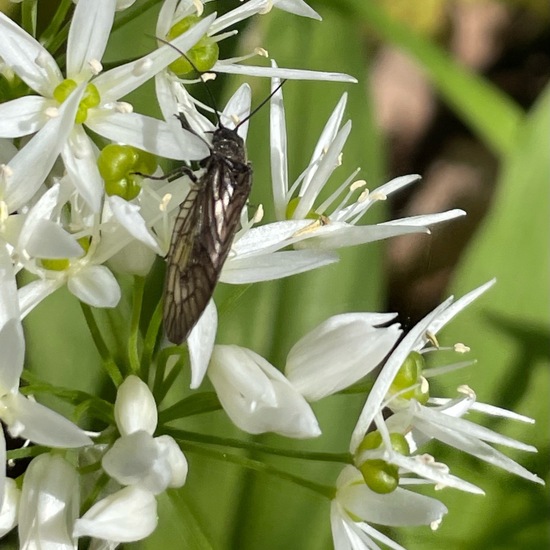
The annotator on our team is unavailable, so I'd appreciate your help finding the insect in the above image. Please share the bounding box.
[163,121,252,345]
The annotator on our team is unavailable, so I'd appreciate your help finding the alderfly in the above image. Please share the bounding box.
[160,40,285,344]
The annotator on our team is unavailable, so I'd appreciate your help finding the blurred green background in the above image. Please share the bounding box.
[4,0,547,548]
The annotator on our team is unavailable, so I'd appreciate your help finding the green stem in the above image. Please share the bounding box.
[21,0,38,37]
[80,303,123,387]
[181,441,335,499]
[153,346,186,402]
[6,446,49,462]
[40,0,73,50]
[166,428,352,464]
[141,297,163,380]
[128,276,145,375]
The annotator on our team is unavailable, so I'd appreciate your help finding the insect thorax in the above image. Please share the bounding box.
[211,127,247,165]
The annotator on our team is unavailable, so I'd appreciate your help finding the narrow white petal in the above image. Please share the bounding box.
[296,222,429,250]
[6,393,92,447]
[62,126,104,213]
[108,196,163,254]
[86,110,209,160]
[213,62,357,83]
[0,12,62,96]
[269,67,289,220]
[5,83,85,212]
[221,249,339,284]
[115,375,158,436]
[19,454,79,550]
[73,486,157,543]
[302,94,348,192]
[222,83,251,140]
[93,14,216,101]
[188,300,218,389]
[0,241,21,325]
[24,219,84,259]
[350,299,452,453]
[0,96,52,138]
[295,121,352,218]
[18,278,62,319]
[382,209,466,227]
[67,0,116,77]
[0,319,25,391]
[67,265,121,308]
[275,0,322,19]
[156,0,177,37]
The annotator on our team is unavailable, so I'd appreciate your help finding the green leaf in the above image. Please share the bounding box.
[403,85,550,549]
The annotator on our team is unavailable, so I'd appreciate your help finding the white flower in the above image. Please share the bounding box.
[18,454,79,549]
[269,83,465,249]
[102,375,188,493]
[285,312,402,401]
[0,241,92,506]
[331,465,447,550]
[208,344,321,438]
[0,4,212,211]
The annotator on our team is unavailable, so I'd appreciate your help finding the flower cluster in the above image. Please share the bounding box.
[0,1,542,548]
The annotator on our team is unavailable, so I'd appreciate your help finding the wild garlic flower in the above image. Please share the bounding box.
[0,3,212,211]
[270,80,465,250]
[331,465,447,550]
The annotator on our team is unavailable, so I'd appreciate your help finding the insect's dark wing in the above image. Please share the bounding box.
[163,160,252,344]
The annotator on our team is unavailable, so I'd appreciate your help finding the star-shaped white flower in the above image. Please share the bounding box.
[0,3,213,211]
[269,80,466,250]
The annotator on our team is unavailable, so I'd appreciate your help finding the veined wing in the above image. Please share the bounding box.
[163,160,252,345]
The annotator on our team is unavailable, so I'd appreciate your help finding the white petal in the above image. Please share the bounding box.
[68,265,121,308]
[213,63,357,83]
[115,375,158,436]
[107,240,157,277]
[18,278,62,319]
[0,434,5,513]
[73,486,157,543]
[188,300,218,389]
[295,121,352,218]
[108,196,163,254]
[275,0,321,19]
[5,393,92,447]
[0,96,51,138]
[221,249,339,284]
[0,241,21,325]
[102,431,171,494]
[302,94,348,193]
[155,435,188,488]
[209,345,321,438]
[286,315,402,401]
[269,67,289,220]
[62,126,104,213]
[350,299,452,453]
[5,83,85,212]
[337,466,447,526]
[93,14,217,102]
[67,0,116,78]
[0,12,62,96]
[0,478,19,537]
[18,454,79,550]
[0,319,25,392]
[296,222,429,250]
[24,219,84,259]
[86,110,209,160]
[222,83,251,140]
[382,209,466,228]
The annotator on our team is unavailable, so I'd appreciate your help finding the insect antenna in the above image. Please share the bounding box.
[234,79,287,130]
